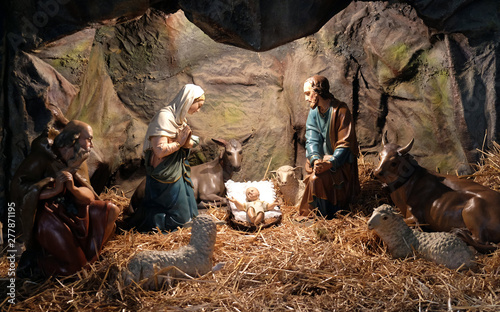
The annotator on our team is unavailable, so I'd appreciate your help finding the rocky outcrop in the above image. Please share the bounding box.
[409,0,500,164]
[3,0,349,52]
[1,0,499,208]
[178,0,351,51]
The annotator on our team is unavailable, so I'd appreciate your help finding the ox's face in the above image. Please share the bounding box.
[373,143,403,184]
[373,139,416,186]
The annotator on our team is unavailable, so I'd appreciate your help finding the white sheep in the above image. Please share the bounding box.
[123,214,217,289]
[272,165,305,206]
[367,204,476,270]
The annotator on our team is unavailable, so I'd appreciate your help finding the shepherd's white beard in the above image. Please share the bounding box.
[67,147,91,169]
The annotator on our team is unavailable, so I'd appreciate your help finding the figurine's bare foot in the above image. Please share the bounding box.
[254,212,265,225]
[248,216,256,225]
[294,214,310,222]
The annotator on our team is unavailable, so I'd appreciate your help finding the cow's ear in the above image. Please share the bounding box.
[398,138,414,155]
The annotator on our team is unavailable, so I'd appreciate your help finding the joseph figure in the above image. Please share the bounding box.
[298,75,360,219]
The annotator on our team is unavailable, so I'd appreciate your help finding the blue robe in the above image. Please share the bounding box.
[299,99,360,218]
[126,148,198,232]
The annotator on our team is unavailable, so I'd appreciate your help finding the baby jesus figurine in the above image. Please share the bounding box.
[227,187,279,226]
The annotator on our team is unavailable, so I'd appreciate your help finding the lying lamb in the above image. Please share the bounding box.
[272,165,304,206]
[123,214,217,289]
[367,204,476,270]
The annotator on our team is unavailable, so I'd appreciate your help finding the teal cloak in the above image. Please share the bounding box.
[126,148,198,232]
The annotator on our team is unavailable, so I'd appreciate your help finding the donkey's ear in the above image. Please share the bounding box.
[212,138,228,146]
[240,133,253,144]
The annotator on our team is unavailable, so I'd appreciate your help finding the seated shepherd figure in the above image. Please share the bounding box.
[11,120,120,278]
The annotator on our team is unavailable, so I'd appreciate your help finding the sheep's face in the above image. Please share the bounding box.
[274,165,302,186]
[367,204,396,230]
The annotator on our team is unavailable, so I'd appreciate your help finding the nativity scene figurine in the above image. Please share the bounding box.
[11,120,120,278]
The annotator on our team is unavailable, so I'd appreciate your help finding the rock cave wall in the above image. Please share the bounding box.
[1,0,499,213]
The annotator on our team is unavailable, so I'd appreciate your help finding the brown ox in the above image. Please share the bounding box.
[374,137,500,252]
[191,135,252,207]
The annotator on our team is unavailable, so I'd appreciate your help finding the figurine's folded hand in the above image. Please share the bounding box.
[177,125,192,146]
[313,160,333,174]
[57,170,75,190]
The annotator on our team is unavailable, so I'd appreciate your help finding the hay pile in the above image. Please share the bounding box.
[472,142,500,191]
[1,160,500,311]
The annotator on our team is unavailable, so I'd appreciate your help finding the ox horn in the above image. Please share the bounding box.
[397,138,414,155]
[382,131,388,146]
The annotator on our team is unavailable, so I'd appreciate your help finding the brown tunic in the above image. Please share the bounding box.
[298,100,360,217]
[11,134,114,276]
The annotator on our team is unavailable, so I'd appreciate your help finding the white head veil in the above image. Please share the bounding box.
[143,84,205,151]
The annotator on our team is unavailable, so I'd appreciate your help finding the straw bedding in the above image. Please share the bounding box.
[1,158,500,311]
